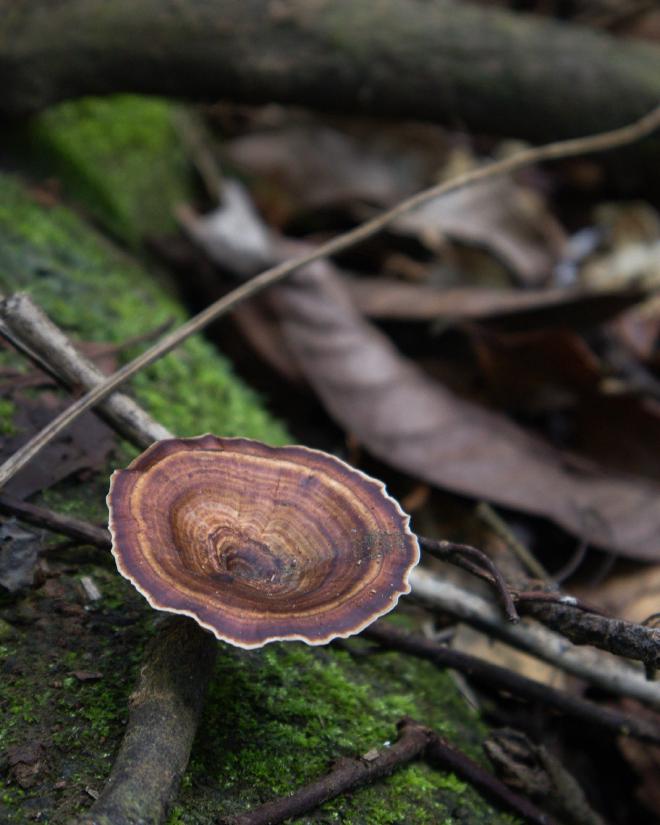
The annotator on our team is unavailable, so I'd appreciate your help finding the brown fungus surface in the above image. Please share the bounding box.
[107,435,419,648]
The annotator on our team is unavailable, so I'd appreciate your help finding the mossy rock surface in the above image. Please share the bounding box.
[24,94,195,246]
[0,99,512,824]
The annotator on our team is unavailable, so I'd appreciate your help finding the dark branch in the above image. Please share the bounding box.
[0,494,111,550]
[420,536,519,623]
[1,0,660,159]
[222,717,555,825]
[424,731,554,825]
[518,600,660,676]
[220,718,430,825]
[363,623,660,745]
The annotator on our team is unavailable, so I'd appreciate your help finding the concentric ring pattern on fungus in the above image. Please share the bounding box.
[107,435,420,648]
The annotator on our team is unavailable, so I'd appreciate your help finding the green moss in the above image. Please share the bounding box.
[0,173,509,823]
[0,173,282,821]
[436,773,469,794]
[26,95,194,246]
[0,173,288,450]
[0,569,151,822]
[0,621,16,641]
[166,632,509,824]
[0,398,17,436]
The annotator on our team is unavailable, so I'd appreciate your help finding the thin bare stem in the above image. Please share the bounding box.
[0,294,171,448]
[0,494,111,549]
[476,502,551,583]
[420,536,519,623]
[222,717,555,825]
[1,103,659,489]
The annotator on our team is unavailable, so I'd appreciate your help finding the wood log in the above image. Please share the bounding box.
[1,0,659,145]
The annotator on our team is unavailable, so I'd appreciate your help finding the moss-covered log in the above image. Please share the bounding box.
[0,98,514,823]
[1,0,660,143]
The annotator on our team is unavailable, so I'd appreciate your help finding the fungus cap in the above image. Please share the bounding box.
[107,435,419,648]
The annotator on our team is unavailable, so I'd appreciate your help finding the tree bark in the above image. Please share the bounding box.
[76,620,217,825]
[1,0,660,142]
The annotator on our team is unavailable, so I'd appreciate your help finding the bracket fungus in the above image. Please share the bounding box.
[107,435,419,648]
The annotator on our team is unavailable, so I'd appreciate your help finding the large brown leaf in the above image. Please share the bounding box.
[184,182,660,560]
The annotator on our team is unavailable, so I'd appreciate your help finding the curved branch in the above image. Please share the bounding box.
[1,0,659,144]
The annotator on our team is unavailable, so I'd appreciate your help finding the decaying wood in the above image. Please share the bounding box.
[76,618,217,825]
[518,600,660,678]
[1,0,659,151]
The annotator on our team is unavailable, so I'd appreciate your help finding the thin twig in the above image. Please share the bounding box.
[0,294,171,448]
[220,718,431,825]
[222,717,555,825]
[420,535,519,622]
[484,729,606,825]
[518,600,660,676]
[476,502,660,675]
[476,503,551,583]
[409,567,660,707]
[363,624,660,745]
[0,494,111,549]
[0,318,70,388]
[513,591,602,614]
[1,103,659,489]
[424,731,554,825]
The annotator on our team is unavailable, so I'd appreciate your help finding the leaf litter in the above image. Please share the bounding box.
[181,179,660,561]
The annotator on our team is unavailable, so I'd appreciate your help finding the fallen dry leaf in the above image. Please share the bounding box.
[270,258,660,559]
[470,326,660,481]
[183,181,660,561]
[232,299,304,383]
[7,741,46,789]
[391,149,566,284]
[0,393,116,500]
[226,122,429,223]
[229,126,565,284]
